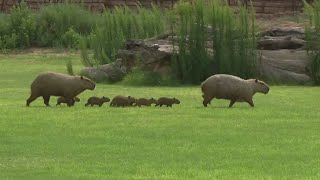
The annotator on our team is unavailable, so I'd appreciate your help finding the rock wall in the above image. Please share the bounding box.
[229,0,307,16]
[0,0,309,13]
[0,0,176,12]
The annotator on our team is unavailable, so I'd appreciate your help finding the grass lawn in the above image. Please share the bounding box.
[0,49,320,179]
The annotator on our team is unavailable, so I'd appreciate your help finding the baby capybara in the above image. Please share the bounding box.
[110,96,136,107]
[85,96,110,107]
[155,97,180,107]
[26,72,95,106]
[56,97,80,106]
[134,98,157,107]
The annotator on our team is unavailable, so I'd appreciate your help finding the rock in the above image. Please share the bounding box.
[80,27,315,85]
[80,59,127,82]
[260,27,305,39]
[257,50,312,84]
[258,36,305,50]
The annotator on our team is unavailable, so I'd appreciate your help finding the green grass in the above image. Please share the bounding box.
[0,50,320,179]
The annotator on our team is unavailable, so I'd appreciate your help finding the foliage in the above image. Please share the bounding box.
[86,5,166,65]
[66,59,74,75]
[171,0,257,84]
[304,0,320,85]
[35,3,96,47]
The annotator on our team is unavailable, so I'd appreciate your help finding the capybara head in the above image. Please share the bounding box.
[74,97,80,102]
[80,76,96,90]
[102,96,110,102]
[128,96,136,105]
[149,98,157,104]
[173,97,180,104]
[253,79,270,94]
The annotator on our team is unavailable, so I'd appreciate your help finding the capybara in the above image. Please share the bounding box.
[201,74,270,108]
[110,96,136,107]
[85,96,110,107]
[134,98,157,107]
[56,97,80,106]
[26,72,95,106]
[155,97,180,107]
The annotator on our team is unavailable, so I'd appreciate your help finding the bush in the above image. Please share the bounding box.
[304,0,320,85]
[4,1,36,48]
[66,59,74,76]
[171,0,257,84]
[61,27,82,48]
[36,3,96,47]
[85,4,166,66]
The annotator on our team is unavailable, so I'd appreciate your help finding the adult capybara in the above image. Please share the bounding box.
[85,96,110,107]
[110,96,136,107]
[201,74,270,108]
[155,97,180,107]
[134,98,157,107]
[56,97,80,106]
[26,72,95,106]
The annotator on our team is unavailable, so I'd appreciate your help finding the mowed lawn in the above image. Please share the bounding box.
[0,50,320,179]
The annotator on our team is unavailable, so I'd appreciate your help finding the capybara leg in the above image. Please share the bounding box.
[91,104,94,107]
[246,99,254,107]
[26,94,39,106]
[228,99,237,108]
[202,94,213,107]
[66,98,73,107]
[85,103,89,106]
[43,96,50,106]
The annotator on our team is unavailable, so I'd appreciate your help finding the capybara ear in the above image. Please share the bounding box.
[128,96,131,98]
[81,76,84,80]
[255,79,258,83]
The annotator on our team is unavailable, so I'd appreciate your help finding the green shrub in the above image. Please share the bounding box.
[86,4,166,66]
[6,1,36,48]
[304,0,320,85]
[66,59,74,75]
[171,0,257,84]
[61,27,82,48]
[36,3,96,47]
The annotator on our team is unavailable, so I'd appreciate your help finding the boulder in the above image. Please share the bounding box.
[257,50,312,84]
[80,59,127,82]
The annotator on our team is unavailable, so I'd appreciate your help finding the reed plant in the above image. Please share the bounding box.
[171,0,257,84]
[304,0,320,85]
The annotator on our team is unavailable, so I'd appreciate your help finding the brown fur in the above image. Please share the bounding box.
[26,72,95,106]
[56,97,80,106]
[110,96,136,107]
[85,96,110,107]
[155,97,180,107]
[201,74,270,108]
[134,98,157,107]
